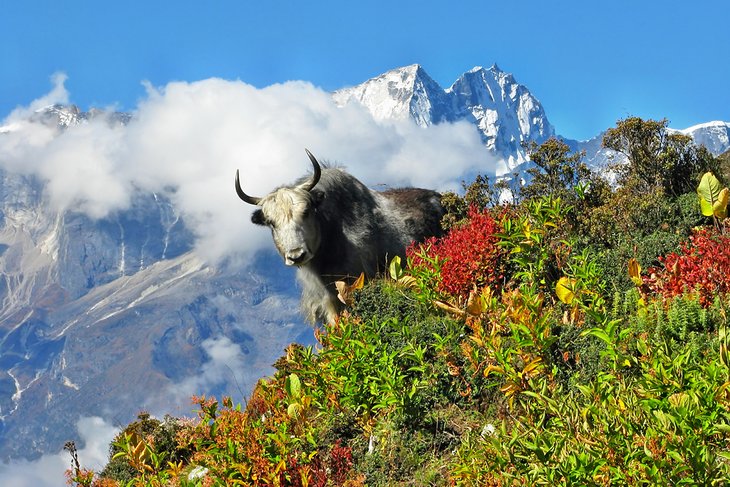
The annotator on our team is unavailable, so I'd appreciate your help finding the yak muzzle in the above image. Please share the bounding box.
[285,248,310,266]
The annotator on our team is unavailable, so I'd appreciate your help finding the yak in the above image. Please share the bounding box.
[235,149,444,323]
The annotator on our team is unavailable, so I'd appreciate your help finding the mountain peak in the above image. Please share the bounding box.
[398,63,425,74]
[677,120,730,155]
[466,64,504,75]
[333,64,449,126]
[335,64,554,168]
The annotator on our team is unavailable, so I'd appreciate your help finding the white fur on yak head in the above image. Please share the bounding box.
[235,149,324,267]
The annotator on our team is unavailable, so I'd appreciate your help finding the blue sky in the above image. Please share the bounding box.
[2,0,729,140]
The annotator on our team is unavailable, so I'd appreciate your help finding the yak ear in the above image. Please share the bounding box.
[251,209,267,226]
[311,189,325,206]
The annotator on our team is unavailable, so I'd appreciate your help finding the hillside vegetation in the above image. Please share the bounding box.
[68,117,730,486]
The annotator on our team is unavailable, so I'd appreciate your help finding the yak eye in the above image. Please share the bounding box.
[251,209,266,226]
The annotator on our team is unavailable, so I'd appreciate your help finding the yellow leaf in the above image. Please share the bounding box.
[131,440,145,458]
[335,281,348,304]
[714,187,729,218]
[700,196,715,217]
[397,275,418,289]
[287,403,301,418]
[627,258,642,286]
[522,357,543,375]
[352,272,365,290]
[466,289,486,316]
[434,300,466,316]
[556,277,577,305]
[389,255,403,280]
[500,382,519,397]
[484,364,504,377]
[697,172,729,217]
[335,273,365,306]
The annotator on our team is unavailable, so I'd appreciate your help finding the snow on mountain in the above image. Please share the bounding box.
[334,64,555,170]
[24,104,131,129]
[335,64,730,176]
[565,121,730,179]
[676,121,730,155]
[447,65,555,168]
[333,64,452,127]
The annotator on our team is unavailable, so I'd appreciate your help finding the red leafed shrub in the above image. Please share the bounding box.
[307,440,354,487]
[646,227,730,306]
[285,440,354,487]
[408,206,507,298]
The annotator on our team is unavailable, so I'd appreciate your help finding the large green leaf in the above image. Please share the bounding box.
[285,373,301,399]
[697,172,728,217]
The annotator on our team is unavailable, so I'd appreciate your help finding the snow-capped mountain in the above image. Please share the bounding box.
[30,103,131,128]
[447,66,555,167]
[564,121,730,177]
[334,64,555,168]
[335,65,730,174]
[677,121,730,155]
[333,64,452,127]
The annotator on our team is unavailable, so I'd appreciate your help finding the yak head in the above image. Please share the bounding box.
[236,149,324,267]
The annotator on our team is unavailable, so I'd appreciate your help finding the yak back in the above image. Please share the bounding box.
[304,168,444,285]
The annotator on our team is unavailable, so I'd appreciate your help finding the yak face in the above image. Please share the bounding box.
[251,187,324,266]
[236,149,325,267]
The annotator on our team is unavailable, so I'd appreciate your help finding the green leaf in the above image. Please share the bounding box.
[285,373,301,399]
[717,451,730,461]
[712,423,730,434]
[667,451,684,463]
[389,255,403,280]
[287,403,301,418]
[581,327,611,345]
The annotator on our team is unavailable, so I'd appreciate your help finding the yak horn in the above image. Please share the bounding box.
[235,169,261,205]
[301,149,322,192]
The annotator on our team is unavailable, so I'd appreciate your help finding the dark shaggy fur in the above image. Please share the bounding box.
[246,165,444,323]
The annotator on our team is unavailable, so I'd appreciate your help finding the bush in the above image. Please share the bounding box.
[98,412,187,485]
[408,207,507,299]
[451,291,730,485]
[646,227,730,306]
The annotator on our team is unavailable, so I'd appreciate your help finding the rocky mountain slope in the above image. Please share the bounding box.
[0,108,312,460]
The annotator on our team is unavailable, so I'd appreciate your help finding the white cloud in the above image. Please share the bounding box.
[0,75,498,263]
[167,336,248,404]
[0,416,117,487]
